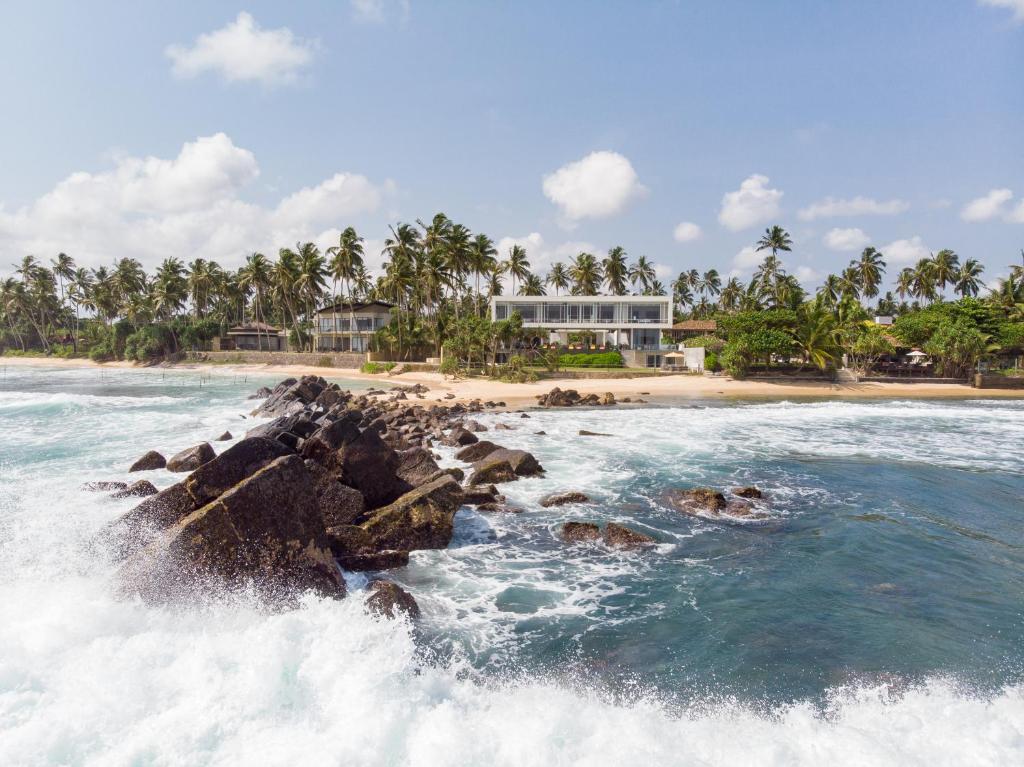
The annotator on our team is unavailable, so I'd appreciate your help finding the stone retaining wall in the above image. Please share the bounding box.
[974,374,1024,389]
[187,350,367,368]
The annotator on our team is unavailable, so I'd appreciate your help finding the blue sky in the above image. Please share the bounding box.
[1,0,1022,293]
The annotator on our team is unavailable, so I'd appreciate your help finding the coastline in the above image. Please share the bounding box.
[4,355,1023,404]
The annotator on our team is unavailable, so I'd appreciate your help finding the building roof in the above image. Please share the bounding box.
[228,322,280,334]
[671,320,717,332]
[316,301,394,315]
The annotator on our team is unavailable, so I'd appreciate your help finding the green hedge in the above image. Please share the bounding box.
[558,351,624,368]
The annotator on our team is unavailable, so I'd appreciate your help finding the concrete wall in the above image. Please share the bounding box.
[974,374,1024,389]
[188,350,367,368]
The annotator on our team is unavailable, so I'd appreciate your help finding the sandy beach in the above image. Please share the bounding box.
[4,355,1022,406]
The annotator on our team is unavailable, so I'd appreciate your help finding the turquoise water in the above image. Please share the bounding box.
[1,365,1023,765]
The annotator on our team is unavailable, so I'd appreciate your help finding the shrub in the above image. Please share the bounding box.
[439,356,463,379]
[558,351,624,368]
[684,334,724,352]
[704,350,720,372]
[720,338,752,379]
[360,361,396,374]
[923,320,989,378]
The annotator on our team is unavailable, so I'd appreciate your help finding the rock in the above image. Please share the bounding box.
[483,448,544,476]
[601,392,616,406]
[82,481,128,492]
[670,487,727,513]
[578,430,613,437]
[468,458,518,486]
[129,450,166,472]
[249,386,272,399]
[465,420,489,432]
[493,423,515,431]
[337,550,410,571]
[427,467,465,484]
[359,475,464,551]
[365,581,420,619]
[395,447,442,487]
[215,431,233,441]
[477,503,523,513]
[560,521,601,542]
[534,430,547,435]
[454,441,501,463]
[462,485,501,505]
[443,427,479,447]
[111,480,158,499]
[117,455,345,602]
[537,387,582,408]
[337,429,412,509]
[733,486,764,499]
[541,491,590,508]
[519,412,531,418]
[165,442,216,473]
[603,523,655,548]
[300,418,360,465]
[317,479,367,529]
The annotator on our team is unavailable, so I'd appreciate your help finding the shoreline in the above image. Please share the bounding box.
[4,355,1023,404]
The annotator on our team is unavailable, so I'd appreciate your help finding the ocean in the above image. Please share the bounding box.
[1,364,1022,766]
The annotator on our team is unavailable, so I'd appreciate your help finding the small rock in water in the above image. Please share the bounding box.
[111,480,159,499]
[477,502,523,513]
[732,486,763,499]
[468,458,518,486]
[493,423,515,431]
[215,431,233,442]
[454,441,501,463]
[82,481,128,492]
[578,429,612,437]
[670,487,727,512]
[541,491,590,508]
[365,581,420,619]
[534,430,547,435]
[129,450,166,472]
[165,443,216,473]
[603,522,655,548]
[336,550,410,571]
[560,521,601,542]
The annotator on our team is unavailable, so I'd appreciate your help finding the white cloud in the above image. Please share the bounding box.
[718,174,783,231]
[1009,200,1024,224]
[798,195,909,221]
[823,227,870,252]
[166,12,316,86]
[350,0,411,23]
[672,221,702,243]
[731,245,763,270]
[0,134,392,271]
[961,188,1017,222]
[979,0,1024,22]
[882,236,931,265]
[542,151,646,223]
[795,265,820,285]
[496,232,597,275]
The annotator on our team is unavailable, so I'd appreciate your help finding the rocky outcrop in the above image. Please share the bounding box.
[300,418,360,465]
[82,481,128,492]
[443,427,479,447]
[483,448,544,477]
[733,486,764,499]
[669,487,769,522]
[540,491,590,508]
[365,581,420,619]
[111,480,158,499]
[462,485,502,506]
[468,458,518,486]
[117,455,345,602]
[603,523,655,548]
[215,431,233,441]
[166,443,216,473]
[337,550,410,571]
[337,429,412,509]
[358,475,464,552]
[395,447,442,487]
[561,522,601,542]
[454,441,501,463]
[536,388,618,408]
[129,450,166,472]
[670,487,727,512]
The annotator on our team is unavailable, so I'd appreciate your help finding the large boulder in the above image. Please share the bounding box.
[337,550,410,572]
[111,480,158,499]
[251,375,328,418]
[540,491,590,508]
[733,486,764,499]
[337,429,411,509]
[537,387,582,408]
[395,447,442,487]
[560,522,601,542]
[359,475,464,552]
[670,487,727,513]
[603,523,655,548]
[444,427,479,447]
[117,455,345,601]
[129,450,166,472]
[166,443,216,473]
[484,448,544,476]
[467,458,518,486]
[300,418,360,465]
[365,581,420,619]
[317,479,367,529]
[454,441,501,463]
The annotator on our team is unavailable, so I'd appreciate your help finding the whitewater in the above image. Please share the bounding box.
[1,365,1022,766]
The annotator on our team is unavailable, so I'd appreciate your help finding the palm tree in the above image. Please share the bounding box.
[896,268,914,302]
[502,245,531,297]
[954,258,984,298]
[817,274,841,311]
[645,279,667,296]
[911,258,938,303]
[467,233,497,316]
[628,256,656,293]
[325,227,366,351]
[755,225,793,260]
[602,247,629,295]
[698,269,721,298]
[671,273,693,312]
[794,304,841,371]
[569,252,602,296]
[719,277,743,312]
[852,247,886,299]
[546,262,570,296]
[931,249,960,297]
[519,273,546,296]
[273,248,303,348]
[294,242,327,350]
[238,253,273,350]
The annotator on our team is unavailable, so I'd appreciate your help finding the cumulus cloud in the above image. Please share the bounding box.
[794,265,821,286]
[718,175,783,231]
[350,0,411,23]
[958,189,1024,223]
[495,232,596,276]
[823,227,870,252]
[731,245,764,270]
[166,12,317,86]
[979,0,1024,22]
[0,134,392,270]
[797,196,909,221]
[882,236,931,265]
[672,221,702,243]
[542,151,646,224]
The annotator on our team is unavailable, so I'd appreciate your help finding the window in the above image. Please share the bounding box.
[495,302,509,320]
[597,303,615,323]
[544,303,564,323]
[578,303,594,322]
[517,303,538,323]
[628,304,663,323]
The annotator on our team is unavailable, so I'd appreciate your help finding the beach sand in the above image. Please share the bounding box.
[4,355,1022,405]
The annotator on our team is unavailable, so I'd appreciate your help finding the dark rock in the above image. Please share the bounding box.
[337,429,412,509]
[601,392,616,406]
[468,458,518,486]
[561,521,601,542]
[337,550,409,571]
[540,491,590,508]
[166,443,216,473]
[537,387,582,408]
[465,420,489,432]
[395,447,442,487]
[365,581,420,619]
[454,441,501,463]
[444,427,479,447]
[300,418,360,465]
[117,455,345,601]
[603,523,655,548]
[359,475,464,551]
[111,480,158,499]
[185,437,294,507]
[493,423,515,431]
[82,481,128,492]
[317,480,367,528]
[733,486,764,499]
[462,485,501,505]
[477,503,523,513]
[129,450,166,472]
[215,431,233,441]
[519,412,531,418]
[484,448,544,476]
[534,430,547,435]
[670,487,727,513]
[578,430,613,437]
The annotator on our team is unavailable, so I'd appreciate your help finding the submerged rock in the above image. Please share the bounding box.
[560,521,601,542]
[540,491,590,508]
[365,581,420,619]
[578,430,613,437]
[129,450,166,472]
[165,443,216,473]
[733,486,764,499]
[603,522,655,548]
[670,487,727,512]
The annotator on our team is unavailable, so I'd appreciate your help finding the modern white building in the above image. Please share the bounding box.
[490,294,675,366]
[314,301,394,352]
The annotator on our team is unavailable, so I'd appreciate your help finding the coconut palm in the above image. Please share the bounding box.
[755,225,793,260]
[852,247,886,299]
[325,227,366,351]
[931,249,960,297]
[671,273,693,311]
[153,258,188,321]
[602,247,629,295]
[467,233,497,316]
[569,252,602,296]
[628,256,656,293]
[546,262,570,296]
[502,245,531,297]
[896,268,914,302]
[719,277,744,312]
[698,269,721,298]
[238,253,273,350]
[954,258,984,298]
[519,273,546,296]
[911,258,938,303]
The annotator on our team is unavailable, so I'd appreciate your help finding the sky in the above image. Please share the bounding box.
[1,0,1022,294]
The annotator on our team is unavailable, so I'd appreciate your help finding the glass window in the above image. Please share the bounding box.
[495,303,509,320]
[578,304,594,322]
[544,303,564,323]
[628,304,662,323]
[517,303,538,323]
[597,303,615,322]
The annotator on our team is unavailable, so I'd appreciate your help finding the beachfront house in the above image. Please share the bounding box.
[489,294,675,367]
[218,322,288,352]
[314,301,394,352]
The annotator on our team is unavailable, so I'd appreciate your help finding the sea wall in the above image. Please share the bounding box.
[974,374,1024,389]
[186,351,367,368]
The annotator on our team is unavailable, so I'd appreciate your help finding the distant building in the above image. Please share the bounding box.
[222,322,287,351]
[314,301,394,352]
[874,316,894,326]
[666,319,717,341]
